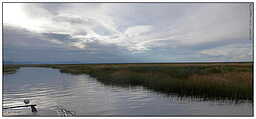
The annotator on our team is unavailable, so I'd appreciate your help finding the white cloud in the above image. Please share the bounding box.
[124,25,153,37]
[71,42,87,49]
[200,44,252,61]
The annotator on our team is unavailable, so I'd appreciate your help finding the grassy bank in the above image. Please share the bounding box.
[3,65,21,74]
[3,63,253,100]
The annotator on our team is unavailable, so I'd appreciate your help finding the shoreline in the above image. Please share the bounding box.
[3,62,253,100]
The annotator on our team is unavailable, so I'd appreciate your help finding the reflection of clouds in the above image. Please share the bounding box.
[3,68,67,114]
[4,86,59,109]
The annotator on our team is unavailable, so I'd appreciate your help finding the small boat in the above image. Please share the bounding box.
[3,99,38,112]
[3,99,74,116]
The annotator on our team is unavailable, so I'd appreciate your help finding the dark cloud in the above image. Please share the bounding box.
[3,25,59,49]
[43,33,76,42]
[53,16,87,25]
[3,25,142,64]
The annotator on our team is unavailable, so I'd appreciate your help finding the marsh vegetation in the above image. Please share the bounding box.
[3,63,253,100]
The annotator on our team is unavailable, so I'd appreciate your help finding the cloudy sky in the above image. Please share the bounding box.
[3,3,253,63]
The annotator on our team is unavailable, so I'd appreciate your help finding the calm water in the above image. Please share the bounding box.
[3,67,253,116]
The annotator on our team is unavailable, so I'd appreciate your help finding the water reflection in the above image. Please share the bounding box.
[3,67,253,116]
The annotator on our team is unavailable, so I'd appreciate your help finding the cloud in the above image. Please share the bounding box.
[3,3,253,63]
[43,33,74,42]
[200,44,252,61]
[125,25,153,37]
[3,25,143,63]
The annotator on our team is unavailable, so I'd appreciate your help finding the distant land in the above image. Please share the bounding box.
[3,61,253,65]
[3,61,84,64]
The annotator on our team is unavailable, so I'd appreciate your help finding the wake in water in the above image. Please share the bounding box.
[55,105,76,116]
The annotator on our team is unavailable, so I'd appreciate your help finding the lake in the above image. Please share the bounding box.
[3,67,253,116]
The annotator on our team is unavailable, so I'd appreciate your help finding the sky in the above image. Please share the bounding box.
[3,3,253,64]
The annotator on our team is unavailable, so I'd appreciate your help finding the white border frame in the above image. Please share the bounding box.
[0,0,255,119]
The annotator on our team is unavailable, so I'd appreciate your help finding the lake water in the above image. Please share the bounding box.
[3,67,253,116]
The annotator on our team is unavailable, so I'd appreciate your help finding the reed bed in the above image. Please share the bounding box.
[3,63,253,100]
